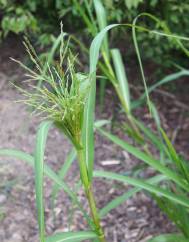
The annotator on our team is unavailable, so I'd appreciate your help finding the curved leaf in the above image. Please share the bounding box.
[46,231,97,242]
[148,233,189,242]
[94,0,109,56]
[0,151,91,225]
[99,174,167,217]
[86,22,189,182]
[51,148,76,212]
[94,170,189,208]
[97,128,189,192]
[0,149,75,197]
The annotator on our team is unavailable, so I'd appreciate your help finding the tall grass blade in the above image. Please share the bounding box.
[132,16,151,113]
[160,129,189,181]
[94,0,109,57]
[99,174,166,217]
[155,195,189,237]
[0,149,76,197]
[34,120,52,242]
[150,102,161,130]
[132,13,189,112]
[84,24,118,182]
[89,24,119,73]
[0,149,91,226]
[134,70,189,108]
[133,118,163,150]
[94,170,189,208]
[84,23,189,182]
[46,231,97,242]
[134,13,189,57]
[51,148,76,212]
[97,128,189,192]
[148,234,188,242]
[94,0,109,109]
[0,149,34,166]
[73,0,97,36]
[111,48,130,113]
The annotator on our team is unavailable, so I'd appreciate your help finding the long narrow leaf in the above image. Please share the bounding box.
[51,148,76,211]
[0,149,73,196]
[34,121,52,242]
[73,0,97,36]
[111,48,130,113]
[93,0,109,109]
[0,149,91,226]
[140,70,189,102]
[148,233,188,242]
[132,16,151,112]
[160,128,189,182]
[133,118,163,150]
[94,170,189,208]
[94,0,109,57]
[99,174,167,217]
[132,12,189,112]
[84,22,189,182]
[134,13,189,57]
[46,231,97,242]
[97,128,189,192]
[83,24,118,182]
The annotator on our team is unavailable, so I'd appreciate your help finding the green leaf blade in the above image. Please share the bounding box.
[46,231,97,242]
[99,174,167,217]
[111,48,130,113]
[51,148,76,211]
[84,24,119,182]
[94,170,189,209]
[34,120,53,242]
[148,234,189,242]
[97,128,189,192]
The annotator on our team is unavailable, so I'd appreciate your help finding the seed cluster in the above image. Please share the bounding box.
[14,37,90,148]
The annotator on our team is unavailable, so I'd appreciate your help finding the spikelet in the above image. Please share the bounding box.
[13,34,90,149]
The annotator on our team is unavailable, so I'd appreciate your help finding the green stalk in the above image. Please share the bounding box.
[76,136,106,242]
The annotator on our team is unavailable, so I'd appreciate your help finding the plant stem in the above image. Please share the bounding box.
[77,147,106,242]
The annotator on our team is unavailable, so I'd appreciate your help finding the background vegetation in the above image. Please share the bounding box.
[1,0,189,67]
[0,1,189,242]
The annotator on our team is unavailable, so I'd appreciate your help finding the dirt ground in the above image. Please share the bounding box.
[0,36,189,242]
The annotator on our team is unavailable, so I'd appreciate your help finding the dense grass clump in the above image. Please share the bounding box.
[0,3,189,242]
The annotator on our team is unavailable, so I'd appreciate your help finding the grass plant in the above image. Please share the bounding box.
[0,4,189,242]
[15,32,106,242]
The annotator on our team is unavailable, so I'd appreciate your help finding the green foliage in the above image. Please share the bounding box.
[0,0,71,46]
[1,7,38,37]
[148,234,189,242]
[124,0,143,10]
[111,48,130,113]
[1,0,189,66]
[91,21,189,240]
[46,231,98,242]
[1,2,189,241]
[10,29,106,241]
[0,1,36,36]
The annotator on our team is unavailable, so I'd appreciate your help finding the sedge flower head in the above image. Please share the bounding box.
[13,35,90,148]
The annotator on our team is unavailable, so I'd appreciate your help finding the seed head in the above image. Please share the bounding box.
[13,35,90,148]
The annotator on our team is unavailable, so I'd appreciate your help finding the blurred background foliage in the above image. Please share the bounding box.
[0,0,189,68]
